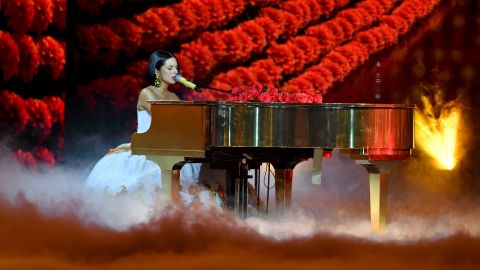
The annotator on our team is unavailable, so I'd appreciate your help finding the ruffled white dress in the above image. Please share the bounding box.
[85,110,200,205]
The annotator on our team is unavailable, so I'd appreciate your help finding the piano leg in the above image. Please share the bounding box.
[274,168,294,210]
[357,160,401,232]
[369,171,388,232]
[148,155,184,203]
[312,149,323,185]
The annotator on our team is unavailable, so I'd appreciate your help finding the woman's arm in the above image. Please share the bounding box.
[137,89,152,114]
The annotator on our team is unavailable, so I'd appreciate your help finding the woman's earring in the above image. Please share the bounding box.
[154,73,162,87]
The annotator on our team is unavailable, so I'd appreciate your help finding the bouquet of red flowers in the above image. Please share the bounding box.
[226,83,323,103]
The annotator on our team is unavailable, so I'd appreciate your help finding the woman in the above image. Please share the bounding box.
[85,50,205,207]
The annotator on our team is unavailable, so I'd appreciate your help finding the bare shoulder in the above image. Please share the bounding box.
[139,87,152,97]
[141,87,159,100]
[137,87,152,110]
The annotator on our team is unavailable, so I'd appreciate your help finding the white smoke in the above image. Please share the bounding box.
[0,148,479,242]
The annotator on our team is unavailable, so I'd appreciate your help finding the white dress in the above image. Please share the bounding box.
[85,110,200,205]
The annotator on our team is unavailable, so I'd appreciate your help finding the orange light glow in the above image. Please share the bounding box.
[415,95,460,170]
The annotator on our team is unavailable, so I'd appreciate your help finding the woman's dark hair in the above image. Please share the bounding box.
[147,50,179,80]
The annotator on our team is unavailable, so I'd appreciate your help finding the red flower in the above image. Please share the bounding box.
[380,15,411,34]
[134,9,164,52]
[76,0,106,15]
[302,71,326,92]
[336,42,368,69]
[313,95,323,103]
[305,24,336,49]
[31,0,54,33]
[284,78,314,93]
[280,9,300,38]
[377,0,397,12]
[221,30,254,64]
[324,20,346,45]
[321,58,345,81]
[211,69,250,90]
[34,146,55,167]
[15,35,40,83]
[180,43,216,79]
[52,0,66,31]
[336,17,355,40]
[256,17,282,42]
[3,0,35,34]
[252,59,282,83]
[357,0,383,18]
[317,0,335,15]
[42,96,64,128]
[225,83,322,103]
[0,90,31,135]
[125,60,149,81]
[356,25,398,53]
[292,36,322,66]
[231,86,243,95]
[204,0,225,27]
[172,3,199,39]
[251,67,275,86]
[175,54,195,80]
[392,8,416,28]
[259,8,286,33]
[267,42,304,75]
[0,31,20,81]
[108,18,144,57]
[37,36,65,80]
[75,23,123,65]
[262,0,284,6]
[258,92,279,102]
[25,98,52,142]
[294,93,315,103]
[281,1,312,29]
[14,150,38,169]
[207,0,245,28]
[238,19,268,54]
[151,7,180,40]
[324,51,351,79]
[337,8,366,29]
[182,0,212,30]
[196,32,227,62]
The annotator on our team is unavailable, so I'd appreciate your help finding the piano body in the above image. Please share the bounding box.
[131,101,414,231]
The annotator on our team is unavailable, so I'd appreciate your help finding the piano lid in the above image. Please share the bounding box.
[132,101,415,158]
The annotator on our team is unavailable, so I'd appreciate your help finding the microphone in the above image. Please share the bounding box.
[175,75,202,92]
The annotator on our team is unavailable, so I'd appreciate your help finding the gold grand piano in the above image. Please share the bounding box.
[132,101,415,231]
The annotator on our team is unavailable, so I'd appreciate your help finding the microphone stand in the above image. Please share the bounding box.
[199,86,232,94]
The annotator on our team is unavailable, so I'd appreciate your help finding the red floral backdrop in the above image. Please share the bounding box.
[2,0,468,167]
[0,0,66,168]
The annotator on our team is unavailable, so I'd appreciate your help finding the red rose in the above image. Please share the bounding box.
[15,35,40,83]
[108,18,143,57]
[0,31,20,81]
[42,96,64,131]
[34,146,55,167]
[25,98,52,142]
[278,92,290,102]
[295,93,314,103]
[0,90,31,135]
[238,19,268,54]
[3,0,35,34]
[31,0,54,33]
[52,0,66,31]
[76,0,105,15]
[313,94,323,103]
[37,36,65,80]
[258,92,278,102]
[14,149,38,169]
